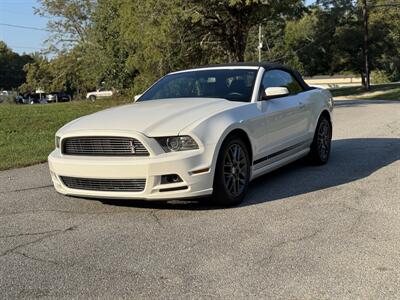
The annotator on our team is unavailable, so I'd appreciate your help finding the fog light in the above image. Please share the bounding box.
[161,174,183,184]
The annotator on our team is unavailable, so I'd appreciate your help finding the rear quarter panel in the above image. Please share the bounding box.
[308,88,334,135]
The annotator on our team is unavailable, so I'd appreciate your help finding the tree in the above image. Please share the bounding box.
[30,0,308,94]
[35,0,95,52]
[0,42,33,90]
[284,10,331,75]
[118,0,206,92]
[367,0,400,82]
[29,0,100,94]
[89,0,217,94]
[20,54,52,93]
[184,0,304,62]
[25,0,400,96]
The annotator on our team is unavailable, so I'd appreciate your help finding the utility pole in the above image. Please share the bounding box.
[258,24,263,62]
[361,0,370,90]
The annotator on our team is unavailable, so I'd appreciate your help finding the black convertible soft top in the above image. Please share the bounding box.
[196,62,313,91]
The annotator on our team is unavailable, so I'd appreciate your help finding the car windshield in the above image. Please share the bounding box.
[139,69,258,102]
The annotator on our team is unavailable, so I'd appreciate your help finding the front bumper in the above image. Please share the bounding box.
[48,144,215,200]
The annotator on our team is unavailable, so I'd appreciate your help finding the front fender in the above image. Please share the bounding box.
[180,104,259,175]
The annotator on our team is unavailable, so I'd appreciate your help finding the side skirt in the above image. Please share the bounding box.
[250,139,312,180]
[250,148,310,181]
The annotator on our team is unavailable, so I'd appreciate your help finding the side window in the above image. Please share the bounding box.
[261,69,303,98]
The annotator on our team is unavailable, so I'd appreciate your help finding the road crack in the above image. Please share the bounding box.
[256,227,323,266]
[0,229,68,239]
[14,251,62,265]
[0,184,53,195]
[0,225,77,258]
[149,210,164,228]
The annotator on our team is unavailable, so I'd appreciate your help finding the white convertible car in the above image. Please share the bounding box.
[49,63,333,206]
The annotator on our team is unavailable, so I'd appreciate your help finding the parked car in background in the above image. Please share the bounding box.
[14,95,27,104]
[0,91,9,103]
[26,93,47,104]
[49,62,333,206]
[86,88,114,102]
[46,92,72,103]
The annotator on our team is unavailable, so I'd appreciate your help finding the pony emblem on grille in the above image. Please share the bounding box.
[130,140,136,154]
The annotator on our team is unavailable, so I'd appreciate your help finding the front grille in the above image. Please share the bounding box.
[60,176,146,192]
[62,137,149,156]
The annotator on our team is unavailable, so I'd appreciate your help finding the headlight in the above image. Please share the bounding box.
[55,136,61,148]
[156,136,199,152]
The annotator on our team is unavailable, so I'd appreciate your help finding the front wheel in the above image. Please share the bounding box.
[213,136,251,206]
[309,116,332,165]
[89,95,96,102]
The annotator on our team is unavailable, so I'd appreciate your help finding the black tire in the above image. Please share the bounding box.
[89,95,96,102]
[213,136,251,206]
[309,115,332,165]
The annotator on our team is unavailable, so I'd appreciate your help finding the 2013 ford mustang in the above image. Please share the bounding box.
[48,63,333,206]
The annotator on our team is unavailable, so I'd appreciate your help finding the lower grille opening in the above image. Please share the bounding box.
[60,176,146,192]
[159,186,188,193]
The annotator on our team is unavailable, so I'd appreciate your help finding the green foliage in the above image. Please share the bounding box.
[30,0,305,96]
[35,0,95,52]
[369,0,400,82]
[370,70,391,84]
[0,42,33,90]
[186,0,304,62]
[281,0,400,82]
[23,0,400,97]
[20,54,51,93]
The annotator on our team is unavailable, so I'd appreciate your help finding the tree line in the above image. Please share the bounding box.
[2,0,400,97]
[0,42,33,91]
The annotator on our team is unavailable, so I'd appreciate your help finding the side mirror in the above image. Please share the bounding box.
[263,87,289,100]
[134,94,142,102]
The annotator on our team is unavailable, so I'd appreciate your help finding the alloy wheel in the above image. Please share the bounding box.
[223,143,248,196]
[317,120,331,162]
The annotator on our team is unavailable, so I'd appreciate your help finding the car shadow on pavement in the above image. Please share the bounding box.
[245,137,399,206]
[98,138,399,210]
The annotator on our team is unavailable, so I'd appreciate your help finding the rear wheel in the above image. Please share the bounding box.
[309,115,332,165]
[213,136,251,206]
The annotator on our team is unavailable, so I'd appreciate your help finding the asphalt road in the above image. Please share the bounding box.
[1,100,399,299]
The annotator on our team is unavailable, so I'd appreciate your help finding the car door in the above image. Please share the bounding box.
[255,69,309,167]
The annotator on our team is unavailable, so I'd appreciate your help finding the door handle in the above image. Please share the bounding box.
[299,102,305,109]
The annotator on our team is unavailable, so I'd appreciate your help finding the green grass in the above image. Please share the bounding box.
[0,98,131,171]
[330,83,400,100]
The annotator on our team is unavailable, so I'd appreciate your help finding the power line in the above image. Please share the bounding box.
[0,22,53,32]
[0,8,52,19]
[10,45,42,50]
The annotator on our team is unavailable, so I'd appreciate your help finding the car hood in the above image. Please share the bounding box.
[58,98,241,136]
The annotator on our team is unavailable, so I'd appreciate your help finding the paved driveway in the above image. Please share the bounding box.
[0,100,399,299]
